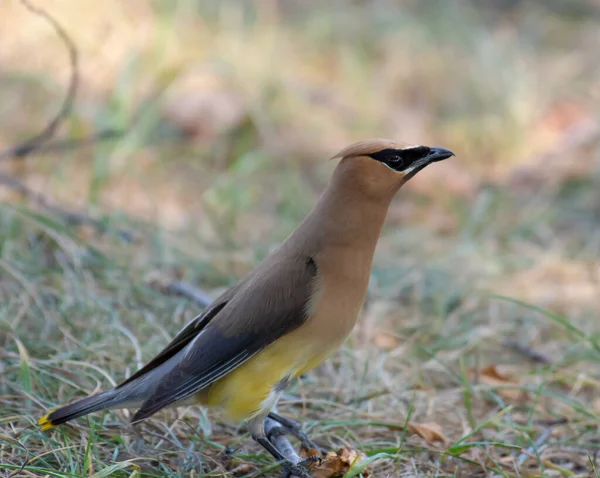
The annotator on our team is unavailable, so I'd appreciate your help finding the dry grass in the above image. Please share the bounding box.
[1,1,600,477]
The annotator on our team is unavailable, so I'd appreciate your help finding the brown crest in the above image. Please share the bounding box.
[330,139,414,160]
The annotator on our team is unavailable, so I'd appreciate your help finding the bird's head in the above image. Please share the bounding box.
[330,139,454,198]
[332,139,454,180]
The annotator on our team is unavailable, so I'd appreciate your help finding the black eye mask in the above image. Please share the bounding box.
[368,146,431,172]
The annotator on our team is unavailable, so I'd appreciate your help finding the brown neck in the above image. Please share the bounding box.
[288,156,405,254]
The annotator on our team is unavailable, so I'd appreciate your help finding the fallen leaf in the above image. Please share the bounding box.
[407,422,448,445]
[470,364,528,401]
[479,364,512,381]
[310,447,368,478]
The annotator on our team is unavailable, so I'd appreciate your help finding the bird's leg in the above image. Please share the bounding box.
[249,415,315,478]
[252,434,317,478]
[267,412,323,453]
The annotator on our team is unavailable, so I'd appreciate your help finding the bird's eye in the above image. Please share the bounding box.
[389,155,402,163]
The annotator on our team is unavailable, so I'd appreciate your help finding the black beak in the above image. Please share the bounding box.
[402,146,454,180]
[426,147,454,163]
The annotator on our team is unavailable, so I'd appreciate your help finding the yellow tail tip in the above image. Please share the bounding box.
[38,413,56,431]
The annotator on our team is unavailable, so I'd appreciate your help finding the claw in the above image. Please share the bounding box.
[281,459,315,478]
[267,412,324,454]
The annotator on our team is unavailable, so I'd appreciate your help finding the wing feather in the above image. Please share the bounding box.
[116,299,229,389]
[132,255,318,422]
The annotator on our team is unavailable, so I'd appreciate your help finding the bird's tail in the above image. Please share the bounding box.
[38,390,122,431]
[39,350,185,431]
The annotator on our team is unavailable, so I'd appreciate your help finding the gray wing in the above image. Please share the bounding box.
[115,298,230,389]
[132,255,318,422]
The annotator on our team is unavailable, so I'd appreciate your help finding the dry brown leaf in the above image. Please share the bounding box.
[479,364,512,381]
[407,422,448,445]
[372,332,401,350]
[471,364,528,401]
[363,419,448,445]
[310,447,368,478]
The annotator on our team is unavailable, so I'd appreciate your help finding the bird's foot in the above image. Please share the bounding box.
[280,456,320,478]
[268,412,323,453]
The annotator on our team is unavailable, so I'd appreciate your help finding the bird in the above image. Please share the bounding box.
[38,139,454,477]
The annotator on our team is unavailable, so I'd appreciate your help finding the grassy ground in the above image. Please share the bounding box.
[1,1,600,477]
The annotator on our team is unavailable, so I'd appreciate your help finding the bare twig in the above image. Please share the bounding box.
[503,339,553,364]
[0,2,185,243]
[0,0,78,161]
[4,128,125,157]
[535,417,568,426]
[6,437,31,478]
[0,2,134,241]
[163,281,214,307]
[0,173,134,242]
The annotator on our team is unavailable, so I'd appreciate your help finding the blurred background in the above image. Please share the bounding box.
[1,0,600,475]
[2,0,600,307]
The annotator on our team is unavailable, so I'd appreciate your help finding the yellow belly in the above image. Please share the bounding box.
[196,251,368,423]
[198,331,336,423]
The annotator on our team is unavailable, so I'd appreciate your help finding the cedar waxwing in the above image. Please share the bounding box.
[39,139,454,478]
